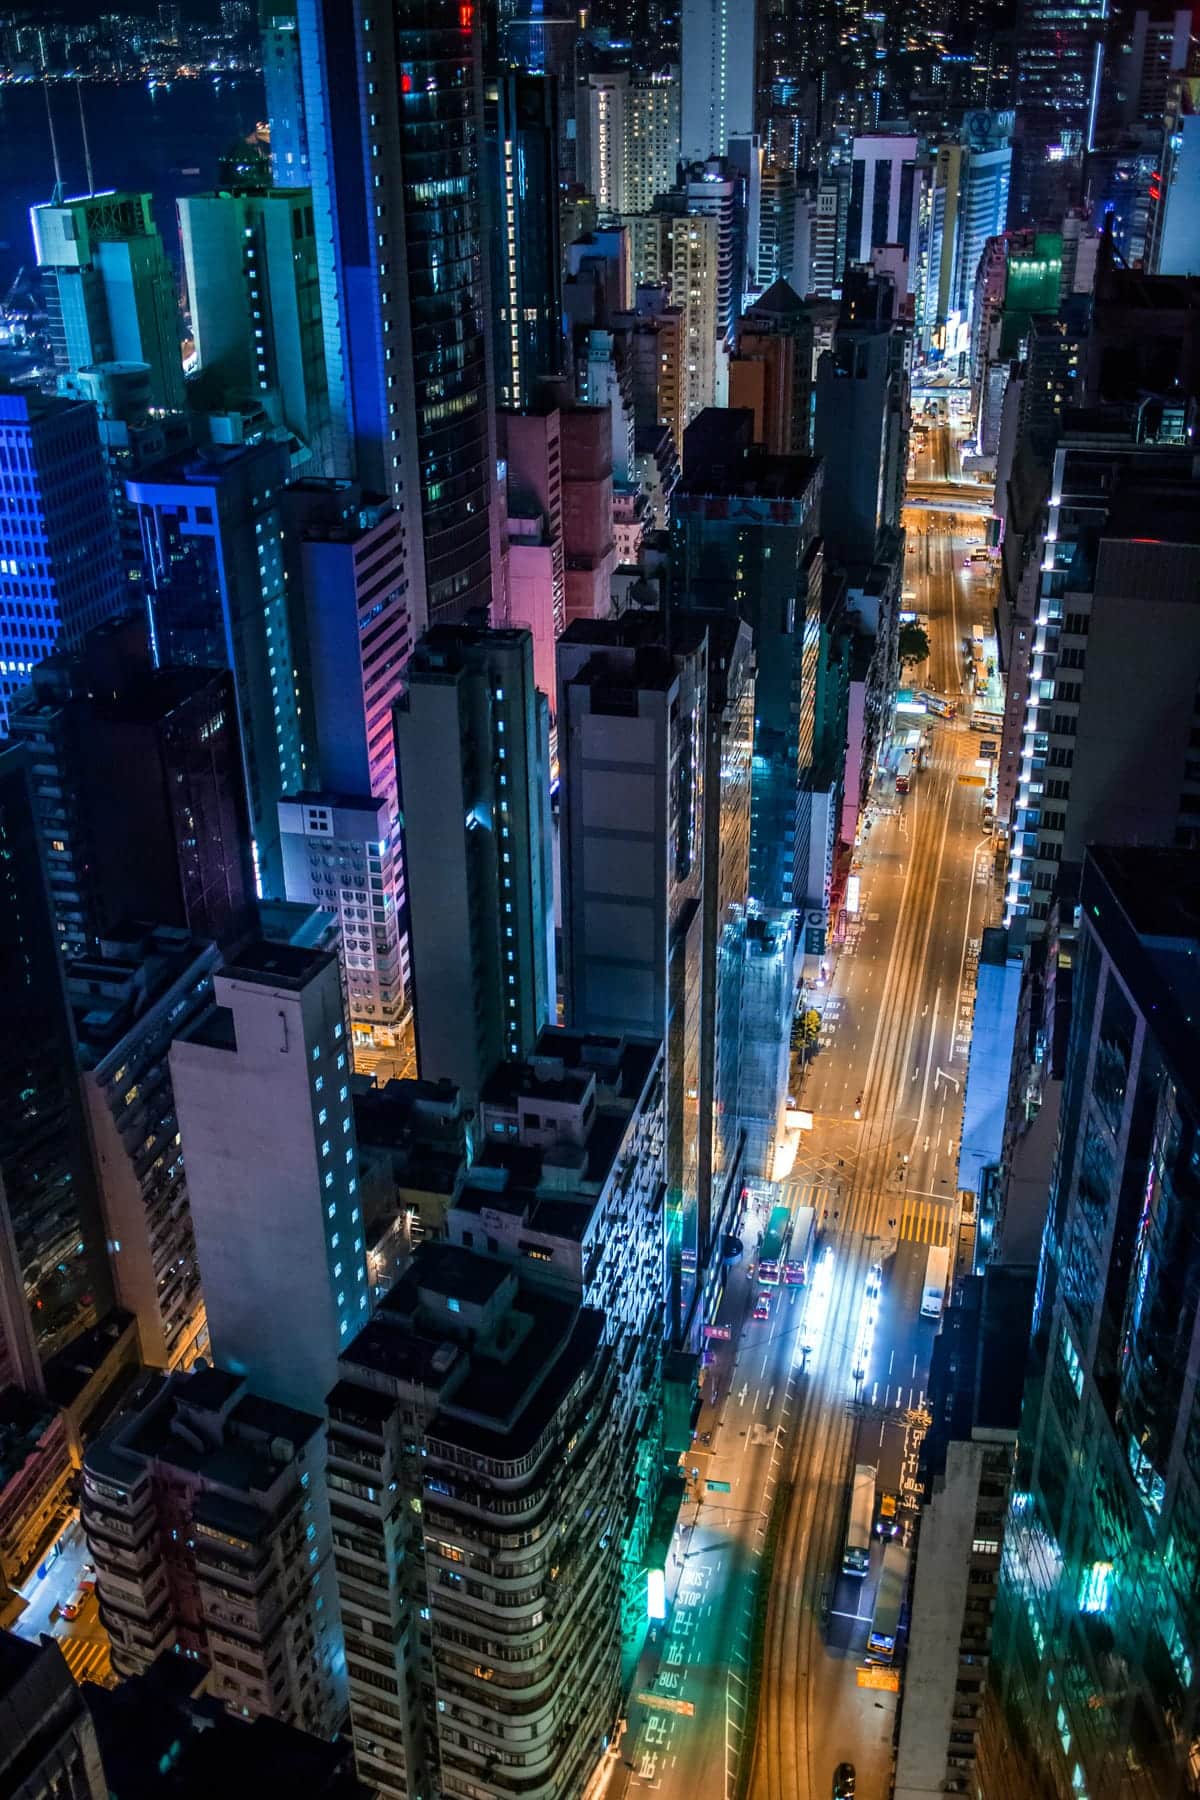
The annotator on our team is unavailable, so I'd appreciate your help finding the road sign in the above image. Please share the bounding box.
[706,1479,732,1493]
[856,1665,901,1692]
[703,1323,732,1341]
[957,773,986,787]
[637,1693,696,1716]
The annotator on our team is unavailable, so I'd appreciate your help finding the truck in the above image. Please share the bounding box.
[920,1243,950,1320]
[843,1463,876,1577]
[857,1414,909,1540]
[895,750,915,795]
[785,1205,818,1285]
[866,1541,909,1664]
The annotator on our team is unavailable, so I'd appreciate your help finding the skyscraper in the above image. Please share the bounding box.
[558,613,708,1339]
[278,479,413,1052]
[30,192,185,413]
[0,747,109,1393]
[990,845,1200,1800]
[296,0,500,628]
[672,410,825,915]
[395,625,555,1099]
[0,390,126,735]
[178,184,334,472]
[128,439,302,896]
[447,1026,667,1676]
[1003,433,1200,929]
[260,0,310,186]
[6,615,255,959]
[69,927,218,1373]
[1012,0,1108,218]
[680,0,757,163]
[328,1243,621,1799]
[170,941,371,1414]
[485,71,564,412]
[82,1366,345,1733]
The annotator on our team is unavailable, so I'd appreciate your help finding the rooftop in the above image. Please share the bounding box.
[221,938,337,990]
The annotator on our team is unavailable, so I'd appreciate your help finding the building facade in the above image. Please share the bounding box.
[327,1243,621,1798]
[396,625,555,1100]
[0,390,126,735]
[991,847,1200,1800]
[170,941,370,1415]
[82,1366,344,1736]
[178,184,334,473]
[68,926,219,1373]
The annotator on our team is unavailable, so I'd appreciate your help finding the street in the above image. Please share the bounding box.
[597,419,1000,1800]
[9,1515,113,1687]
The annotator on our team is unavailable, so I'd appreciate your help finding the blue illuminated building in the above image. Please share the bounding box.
[296,0,499,629]
[0,390,125,735]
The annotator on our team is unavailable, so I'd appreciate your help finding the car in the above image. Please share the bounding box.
[833,1764,857,1798]
[60,1586,87,1621]
[865,1263,883,1303]
[753,1292,771,1321]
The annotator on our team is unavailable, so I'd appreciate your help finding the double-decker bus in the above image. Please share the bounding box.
[866,1541,909,1663]
[758,1204,792,1286]
[843,1464,875,1577]
[784,1206,817,1285]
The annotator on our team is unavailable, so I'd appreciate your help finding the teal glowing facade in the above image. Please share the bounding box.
[992,846,1200,1799]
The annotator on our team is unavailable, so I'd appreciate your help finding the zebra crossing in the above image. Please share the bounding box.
[57,1634,111,1686]
[899,1196,952,1246]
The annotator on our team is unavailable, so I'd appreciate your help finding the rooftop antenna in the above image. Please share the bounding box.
[76,77,95,196]
[39,31,64,203]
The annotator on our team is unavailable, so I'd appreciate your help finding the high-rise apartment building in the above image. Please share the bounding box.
[6,615,255,960]
[697,617,753,1314]
[261,0,310,186]
[178,184,334,473]
[558,613,708,1338]
[296,0,499,628]
[485,72,564,412]
[497,406,567,702]
[990,845,1200,1800]
[128,439,302,896]
[894,1266,1034,1800]
[846,135,924,280]
[68,926,219,1373]
[279,479,413,1050]
[728,277,814,455]
[581,67,681,219]
[82,1366,344,1735]
[0,747,109,1392]
[0,389,126,734]
[328,1242,621,1799]
[813,271,910,568]
[448,1026,667,1673]
[1012,0,1108,217]
[170,940,371,1415]
[1004,432,1200,929]
[680,0,757,163]
[395,625,554,1099]
[672,410,825,914]
[626,209,721,421]
[30,192,185,413]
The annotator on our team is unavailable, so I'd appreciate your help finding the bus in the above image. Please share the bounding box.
[895,750,915,794]
[758,1205,792,1286]
[971,710,1004,735]
[843,1464,875,1577]
[920,1244,950,1320]
[784,1206,817,1285]
[917,691,956,720]
[866,1541,909,1663]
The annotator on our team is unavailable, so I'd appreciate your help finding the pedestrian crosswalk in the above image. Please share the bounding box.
[58,1634,111,1687]
[900,1196,952,1246]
